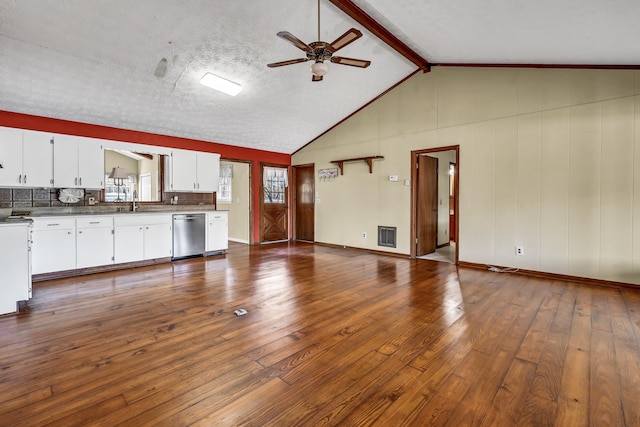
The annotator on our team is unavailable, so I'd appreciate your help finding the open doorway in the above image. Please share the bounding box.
[411,146,459,263]
[218,160,252,244]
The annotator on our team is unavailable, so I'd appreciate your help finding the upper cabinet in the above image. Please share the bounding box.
[0,127,54,188]
[168,149,220,192]
[53,134,104,189]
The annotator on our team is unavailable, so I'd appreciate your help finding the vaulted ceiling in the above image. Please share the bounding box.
[1,0,638,154]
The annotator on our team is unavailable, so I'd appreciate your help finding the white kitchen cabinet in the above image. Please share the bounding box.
[168,149,220,192]
[0,223,31,315]
[144,221,173,259]
[196,152,220,192]
[114,224,144,264]
[114,214,172,263]
[53,134,104,189]
[31,218,76,274]
[206,211,228,252]
[76,217,114,268]
[0,127,53,188]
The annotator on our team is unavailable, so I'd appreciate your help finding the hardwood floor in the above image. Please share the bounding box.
[1,241,639,426]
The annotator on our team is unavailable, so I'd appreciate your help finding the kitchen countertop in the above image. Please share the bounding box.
[18,205,226,218]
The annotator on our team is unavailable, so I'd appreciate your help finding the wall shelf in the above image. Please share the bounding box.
[330,156,384,175]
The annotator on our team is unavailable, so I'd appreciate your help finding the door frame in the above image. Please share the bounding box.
[292,163,315,242]
[259,161,291,243]
[220,157,254,245]
[410,145,460,262]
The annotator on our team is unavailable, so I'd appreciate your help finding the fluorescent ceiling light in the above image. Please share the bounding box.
[200,73,242,96]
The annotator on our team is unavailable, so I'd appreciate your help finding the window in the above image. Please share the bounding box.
[104,173,137,202]
[263,166,287,204]
[218,163,233,203]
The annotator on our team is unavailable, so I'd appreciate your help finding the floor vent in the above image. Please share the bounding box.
[378,226,397,248]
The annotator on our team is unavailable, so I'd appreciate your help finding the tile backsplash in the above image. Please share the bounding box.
[0,188,215,210]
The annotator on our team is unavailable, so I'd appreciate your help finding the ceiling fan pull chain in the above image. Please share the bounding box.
[317,0,321,41]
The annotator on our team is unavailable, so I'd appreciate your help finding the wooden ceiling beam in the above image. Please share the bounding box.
[328,0,430,73]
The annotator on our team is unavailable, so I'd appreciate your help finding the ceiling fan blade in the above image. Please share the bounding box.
[312,75,323,82]
[329,28,363,52]
[330,56,371,68]
[277,31,312,52]
[267,58,309,68]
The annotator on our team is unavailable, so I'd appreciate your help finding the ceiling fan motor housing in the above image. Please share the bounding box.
[306,42,334,62]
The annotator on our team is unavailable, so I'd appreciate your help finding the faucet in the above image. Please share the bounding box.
[132,190,138,212]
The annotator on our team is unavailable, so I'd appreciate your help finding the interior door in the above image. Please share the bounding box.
[417,155,438,256]
[294,165,314,242]
[260,165,289,242]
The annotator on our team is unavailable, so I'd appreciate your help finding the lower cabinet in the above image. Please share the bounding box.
[31,218,76,274]
[30,211,225,277]
[114,224,144,263]
[143,221,172,259]
[114,214,172,263]
[206,211,228,252]
[76,217,114,269]
[0,223,31,315]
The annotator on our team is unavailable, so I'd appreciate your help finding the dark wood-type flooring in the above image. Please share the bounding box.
[1,242,639,426]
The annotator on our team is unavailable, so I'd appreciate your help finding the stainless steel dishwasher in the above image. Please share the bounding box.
[172,213,206,259]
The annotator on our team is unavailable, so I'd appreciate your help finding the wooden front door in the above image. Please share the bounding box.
[260,164,289,242]
[294,164,314,242]
[416,155,438,256]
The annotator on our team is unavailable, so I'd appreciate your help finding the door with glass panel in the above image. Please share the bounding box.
[260,164,289,242]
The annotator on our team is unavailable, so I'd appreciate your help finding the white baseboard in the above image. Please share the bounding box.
[229,238,249,244]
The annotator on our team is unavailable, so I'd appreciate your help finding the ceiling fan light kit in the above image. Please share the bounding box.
[311,61,329,76]
[267,0,371,82]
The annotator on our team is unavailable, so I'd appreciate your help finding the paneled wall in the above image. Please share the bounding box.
[293,67,640,285]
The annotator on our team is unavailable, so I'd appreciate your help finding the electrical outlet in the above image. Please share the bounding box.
[516,246,524,256]
[362,232,367,239]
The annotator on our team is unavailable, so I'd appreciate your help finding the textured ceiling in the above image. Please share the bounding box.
[0,0,415,154]
[1,1,638,155]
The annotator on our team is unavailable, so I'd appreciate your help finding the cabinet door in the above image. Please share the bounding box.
[77,227,114,268]
[31,227,76,274]
[207,212,228,251]
[53,134,79,188]
[0,127,23,187]
[144,222,173,259]
[78,137,104,189]
[22,130,54,188]
[0,225,30,315]
[114,225,144,263]
[170,149,198,192]
[196,153,220,192]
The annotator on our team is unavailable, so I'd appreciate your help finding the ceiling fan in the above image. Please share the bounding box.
[267,0,371,82]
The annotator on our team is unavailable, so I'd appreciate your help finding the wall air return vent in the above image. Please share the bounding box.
[378,226,396,248]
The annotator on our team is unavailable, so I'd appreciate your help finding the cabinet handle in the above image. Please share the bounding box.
[18,174,22,184]
[194,182,196,189]
[79,177,82,186]
[197,183,200,189]
[67,231,72,235]
[24,175,27,184]
[75,177,78,186]
[78,230,83,234]
[47,223,60,226]
[89,221,100,224]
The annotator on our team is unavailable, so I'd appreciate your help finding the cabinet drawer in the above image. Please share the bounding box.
[31,217,76,231]
[76,217,113,228]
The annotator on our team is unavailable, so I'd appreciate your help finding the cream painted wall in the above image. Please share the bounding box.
[218,161,250,243]
[138,154,159,200]
[104,150,138,175]
[293,66,640,285]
